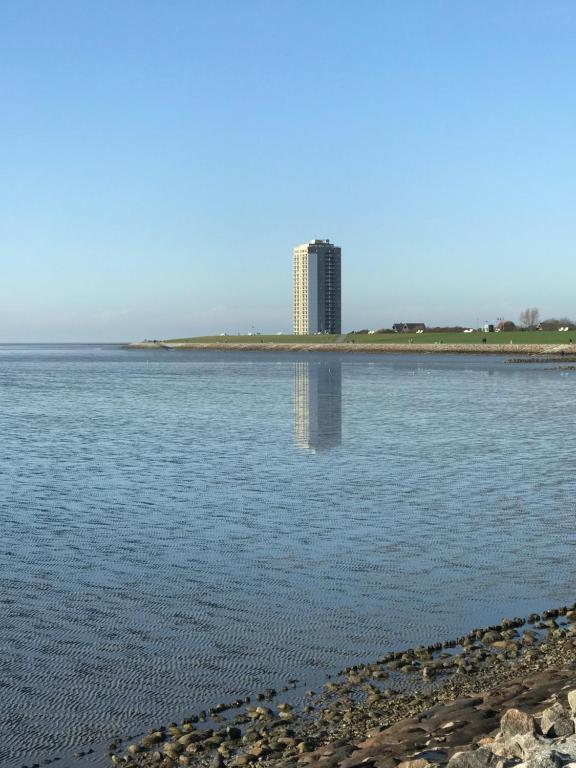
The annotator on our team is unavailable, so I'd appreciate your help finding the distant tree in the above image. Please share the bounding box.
[519,307,540,329]
[496,320,516,331]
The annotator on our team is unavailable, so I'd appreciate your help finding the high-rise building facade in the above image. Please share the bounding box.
[293,239,341,335]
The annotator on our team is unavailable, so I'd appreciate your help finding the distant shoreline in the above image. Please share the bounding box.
[126,341,576,355]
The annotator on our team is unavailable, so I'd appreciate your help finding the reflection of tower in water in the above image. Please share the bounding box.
[293,361,342,452]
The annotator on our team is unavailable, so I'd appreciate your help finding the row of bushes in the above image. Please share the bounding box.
[347,320,576,335]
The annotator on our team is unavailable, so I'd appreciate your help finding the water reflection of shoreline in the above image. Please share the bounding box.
[293,361,342,452]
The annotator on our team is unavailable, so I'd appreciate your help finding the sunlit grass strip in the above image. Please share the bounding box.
[167,331,575,345]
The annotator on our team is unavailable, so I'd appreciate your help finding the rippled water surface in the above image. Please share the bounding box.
[0,344,575,766]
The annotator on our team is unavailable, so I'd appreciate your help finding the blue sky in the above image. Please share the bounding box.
[1,0,575,341]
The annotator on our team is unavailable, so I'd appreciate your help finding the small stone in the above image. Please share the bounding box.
[249,743,270,758]
[397,760,432,768]
[500,708,537,739]
[142,732,163,748]
[567,690,576,714]
[491,640,517,651]
[297,741,313,754]
[230,756,251,767]
[204,735,224,748]
[165,742,184,757]
[176,733,192,746]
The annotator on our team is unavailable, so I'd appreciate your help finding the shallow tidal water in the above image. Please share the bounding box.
[0,344,575,767]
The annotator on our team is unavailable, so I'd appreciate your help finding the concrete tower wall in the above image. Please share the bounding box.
[293,239,341,334]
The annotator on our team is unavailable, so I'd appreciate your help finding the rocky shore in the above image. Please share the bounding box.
[126,343,576,355]
[110,605,576,768]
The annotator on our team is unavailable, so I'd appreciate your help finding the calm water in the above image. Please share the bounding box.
[0,345,575,767]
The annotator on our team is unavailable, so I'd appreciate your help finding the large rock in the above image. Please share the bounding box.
[567,689,576,714]
[410,751,448,765]
[540,702,574,737]
[490,732,540,760]
[501,708,537,739]
[372,759,398,768]
[543,734,576,759]
[446,746,497,768]
[508,735,576,767]
[521,750,565,768]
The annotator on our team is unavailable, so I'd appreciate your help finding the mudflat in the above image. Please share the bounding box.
[112,605,576,768]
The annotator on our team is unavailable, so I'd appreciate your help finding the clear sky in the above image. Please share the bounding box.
[1,0,575,341]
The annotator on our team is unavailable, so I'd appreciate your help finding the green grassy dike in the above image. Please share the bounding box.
[166,330,575,345]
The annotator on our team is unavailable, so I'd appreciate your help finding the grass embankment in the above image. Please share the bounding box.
[167,331,574,346]
[168,334,343,344]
